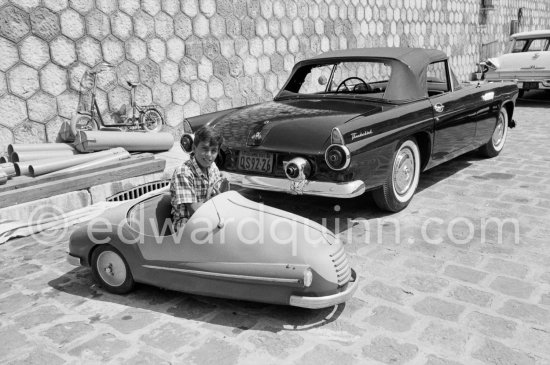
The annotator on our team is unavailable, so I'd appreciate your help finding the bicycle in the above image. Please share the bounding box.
[71,62,165,135]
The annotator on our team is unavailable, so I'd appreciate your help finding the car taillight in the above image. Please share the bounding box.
[325,144,350,170]
[180,133,194,152]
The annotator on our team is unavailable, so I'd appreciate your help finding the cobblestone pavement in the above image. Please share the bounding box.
[1,92,550,364]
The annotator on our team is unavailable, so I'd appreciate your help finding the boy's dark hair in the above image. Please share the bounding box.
[188,126,223,148]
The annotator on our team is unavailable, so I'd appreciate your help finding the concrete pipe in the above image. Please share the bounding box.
[12,150,79,163]
[48,151,132,176]
[13,156,76,176]
[75,131,174,152]
[14,162,32,176]
[29,148,128,177]
[0,162,16,177]
[0,171,7,185]
[0,156,8,164]
[8,143,76,156]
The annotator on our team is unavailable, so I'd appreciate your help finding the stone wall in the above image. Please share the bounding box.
[1,0,549,153]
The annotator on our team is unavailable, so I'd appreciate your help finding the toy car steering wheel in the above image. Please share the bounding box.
[206,178,230,200]
[336,77,372,93]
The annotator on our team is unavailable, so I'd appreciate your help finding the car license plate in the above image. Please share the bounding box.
[238,151,273,173]
[523,82,539,89]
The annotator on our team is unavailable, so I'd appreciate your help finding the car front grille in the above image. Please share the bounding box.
[107,180,169,202]
[330,245,352,287]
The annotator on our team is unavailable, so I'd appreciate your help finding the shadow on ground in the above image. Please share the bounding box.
[48,266,347,333]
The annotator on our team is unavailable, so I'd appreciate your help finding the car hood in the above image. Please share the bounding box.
[488,51,550,72]
[209,98,384,153]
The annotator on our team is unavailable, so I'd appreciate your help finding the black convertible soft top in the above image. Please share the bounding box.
[294,47,449,101]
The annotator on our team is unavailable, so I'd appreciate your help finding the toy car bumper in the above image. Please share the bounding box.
[66,253,82,266]
[289,269,358,309]
[225,172,365,198]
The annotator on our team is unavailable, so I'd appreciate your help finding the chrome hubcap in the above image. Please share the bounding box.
[393,148,415,195]
[97,251,126,287]
[492,114,505,147]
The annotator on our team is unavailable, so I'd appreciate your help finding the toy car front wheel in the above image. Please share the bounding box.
[91,245,135,294]
[142,109,164,132]
[70,114,99,136]
[479,107,508,158]
[373,138,420,212]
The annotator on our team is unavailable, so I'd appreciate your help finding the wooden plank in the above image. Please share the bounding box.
[0,154,154,193]
[0,159,166,208]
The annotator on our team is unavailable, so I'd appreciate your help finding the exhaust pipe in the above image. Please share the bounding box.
[74,131,174,152]
[28,148,128,177]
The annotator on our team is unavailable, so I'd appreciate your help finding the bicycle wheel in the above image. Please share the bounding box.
[70,114,99,136]
[141,108,164,132]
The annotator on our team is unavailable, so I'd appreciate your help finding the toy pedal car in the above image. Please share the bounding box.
[67,185,357,309]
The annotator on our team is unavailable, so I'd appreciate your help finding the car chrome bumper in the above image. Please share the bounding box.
[225,172,365,198]
[485,78,550,89]
[289,269,359,309]
[66,253,82,266]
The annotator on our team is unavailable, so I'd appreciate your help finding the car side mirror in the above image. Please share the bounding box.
[318,75,327,86]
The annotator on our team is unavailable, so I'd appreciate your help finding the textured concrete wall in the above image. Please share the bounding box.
[0,0,549,153]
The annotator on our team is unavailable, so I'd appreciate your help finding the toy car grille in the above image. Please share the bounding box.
[106,180,170,202]
[330,246,352,287]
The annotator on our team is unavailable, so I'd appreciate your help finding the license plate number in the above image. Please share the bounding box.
[238,151,273,173]
[523,82,539,89]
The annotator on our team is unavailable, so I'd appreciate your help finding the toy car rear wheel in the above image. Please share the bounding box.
[70,115,99,136]
[91,245,135,294]
[480,107,508,158]
[142,109,164,132]
[373,138,420,212]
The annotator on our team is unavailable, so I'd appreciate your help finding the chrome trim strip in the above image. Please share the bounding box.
[143,264,301,284]
[225,172,365,198]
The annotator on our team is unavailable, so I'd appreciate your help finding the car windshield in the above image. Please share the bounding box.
[280,61,393,101]
[509,37,550,53]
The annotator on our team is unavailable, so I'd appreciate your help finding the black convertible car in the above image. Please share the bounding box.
[182,47,518,212]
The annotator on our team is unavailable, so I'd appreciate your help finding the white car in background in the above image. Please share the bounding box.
[481,29,550,97]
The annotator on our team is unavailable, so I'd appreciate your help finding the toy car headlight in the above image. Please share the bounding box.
[180,133,194,152]
[303,268,313,287]
[325,144,350,170]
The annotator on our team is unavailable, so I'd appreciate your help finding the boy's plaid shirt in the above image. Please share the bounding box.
[170,155,221,225]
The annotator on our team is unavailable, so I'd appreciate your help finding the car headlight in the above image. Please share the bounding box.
[303,268,313,287]
[180,133,194,152]
[325,144,351,170]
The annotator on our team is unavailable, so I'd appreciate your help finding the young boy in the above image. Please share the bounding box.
[170,126,223,231]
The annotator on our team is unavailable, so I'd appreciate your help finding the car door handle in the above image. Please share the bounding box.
[433,104,444,113]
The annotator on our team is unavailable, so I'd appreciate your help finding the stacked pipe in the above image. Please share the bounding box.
[28,148,131,177]
[0,162,16,185]
[9,143,78,163]
[74,131,174,152]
